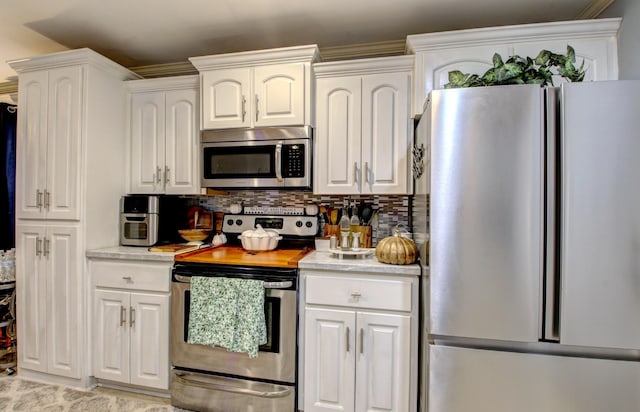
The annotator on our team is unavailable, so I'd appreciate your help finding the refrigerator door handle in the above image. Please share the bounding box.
[543,87,560,342]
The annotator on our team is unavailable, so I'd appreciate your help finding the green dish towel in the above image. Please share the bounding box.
[187,277,266,358]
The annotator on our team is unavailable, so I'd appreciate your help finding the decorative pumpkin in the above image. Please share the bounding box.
[375,230,418,265]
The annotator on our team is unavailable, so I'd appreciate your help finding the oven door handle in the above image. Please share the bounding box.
[174,372,292,399]
[173,275,292,290]
[263,281,293,289]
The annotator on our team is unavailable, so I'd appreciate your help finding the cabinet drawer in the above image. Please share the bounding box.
[91,260,171,292]
[305,275,412,312]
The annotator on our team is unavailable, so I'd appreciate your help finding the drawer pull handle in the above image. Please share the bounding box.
[122,276,132,282]
[351,292,362,300]
[120,306,126,327]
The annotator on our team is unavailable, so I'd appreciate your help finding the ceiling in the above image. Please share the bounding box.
[0,0,612,84]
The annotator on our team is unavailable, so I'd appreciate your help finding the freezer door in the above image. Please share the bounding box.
[430,85,543,343]
[559,80,640,351]
[429,345,640,412]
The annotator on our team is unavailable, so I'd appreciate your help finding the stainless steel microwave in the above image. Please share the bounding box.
[200,126,312,189]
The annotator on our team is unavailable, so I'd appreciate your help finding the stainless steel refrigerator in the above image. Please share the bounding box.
[412,81,640,412]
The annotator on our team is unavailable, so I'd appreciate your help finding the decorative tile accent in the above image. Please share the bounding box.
[188,190,411,244]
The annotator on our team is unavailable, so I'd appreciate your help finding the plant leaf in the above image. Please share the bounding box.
[534,50,551,66]
[492,53,504,69]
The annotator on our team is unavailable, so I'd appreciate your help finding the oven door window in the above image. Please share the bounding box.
[123,221,148,240]
[183,290,281,353]
[203,145,276,179]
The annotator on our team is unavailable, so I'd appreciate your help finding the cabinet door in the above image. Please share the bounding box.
[304,308,356,412]
[164,88,199,194]
[355,312,411,412]
[130,293,170,389]
[315,77,362,194]
[15,224,47,372]
[16,71,48,219]
[94,289,130,383]
[201,69,251,129]
[46,66,82,220]
[254,64,305,127]
[129,293,170,389]
[16,224,80,378]
[46,225,81,378]
[361,73,411,194]
[130,91,166,194]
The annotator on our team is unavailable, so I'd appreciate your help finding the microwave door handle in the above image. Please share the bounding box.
[275,143,283,182]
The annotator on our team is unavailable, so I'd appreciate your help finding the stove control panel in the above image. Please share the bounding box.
[222,214,318,237]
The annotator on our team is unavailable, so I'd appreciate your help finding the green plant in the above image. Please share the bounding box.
[444,45,585,88]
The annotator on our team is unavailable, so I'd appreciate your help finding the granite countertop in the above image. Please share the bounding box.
[86,246,181,262]
[299,250,421,276]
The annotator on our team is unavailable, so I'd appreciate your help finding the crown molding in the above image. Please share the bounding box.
[129,61,197,78]
[319,39,406,61]
[576,0,616,19]
[0,81,18,95]
[8,48,139,80]
[189,44,321,71]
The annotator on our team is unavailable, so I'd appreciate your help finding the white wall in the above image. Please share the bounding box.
[601,0,640,79]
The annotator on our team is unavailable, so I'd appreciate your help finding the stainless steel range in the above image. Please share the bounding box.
[170,208,317,412]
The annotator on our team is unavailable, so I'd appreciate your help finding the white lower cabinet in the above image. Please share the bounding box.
[16,223,81,378]
[305,308,410,412]
[302,272,417,412]
[92,260,170,390]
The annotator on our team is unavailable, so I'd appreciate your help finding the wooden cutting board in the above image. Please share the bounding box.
[175,246,312,268]
[148,244,200,253]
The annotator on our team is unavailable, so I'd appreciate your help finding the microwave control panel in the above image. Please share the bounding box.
[282,144,305,178]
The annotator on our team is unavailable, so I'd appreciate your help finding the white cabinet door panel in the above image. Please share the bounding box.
[305,308,356,412]
[165,89,199,194]
[315,77,361,194]
[356,312,411,412]
[254,64,305,126]
[130,293,169,389]
[201,69,251,129]
[46,225,81,378]
[16,71,48,219]
[46,66,82,220]
[94,290,130,383]
[130,91,165,194]
[362,73,411,194]
[16,225,47,372]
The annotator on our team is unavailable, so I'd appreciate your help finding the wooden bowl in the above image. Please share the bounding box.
[178,229,212,243]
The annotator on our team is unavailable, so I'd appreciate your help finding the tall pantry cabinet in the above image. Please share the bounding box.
[9,49,139,388]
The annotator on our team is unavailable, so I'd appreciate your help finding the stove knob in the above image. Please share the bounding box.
[296,221,303,228]
[306,221,314,228]
[226,219,234,226]
[236,219,243,226]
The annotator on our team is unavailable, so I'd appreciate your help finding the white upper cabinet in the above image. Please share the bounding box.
[314,56,414,195]
[190,45,319,130]
[16,67,82,220]
[407,18,621,116]
[127,76,200,194]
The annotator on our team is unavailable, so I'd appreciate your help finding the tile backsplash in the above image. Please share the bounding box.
[187,190,410,245]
